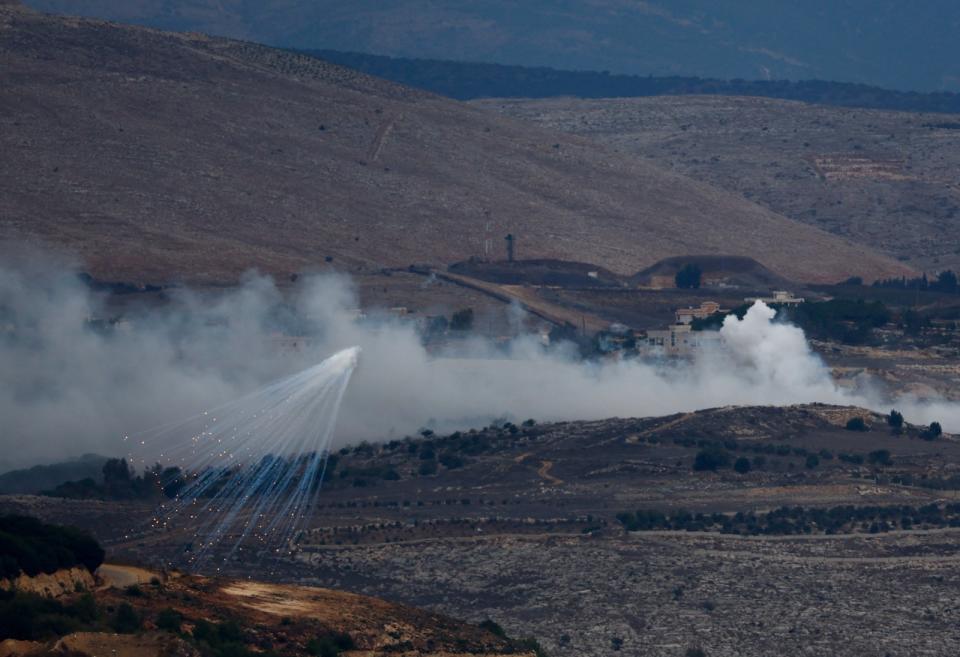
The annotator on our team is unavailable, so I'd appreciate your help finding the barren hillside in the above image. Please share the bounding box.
[0,3,910,284]
[475,95,960,273]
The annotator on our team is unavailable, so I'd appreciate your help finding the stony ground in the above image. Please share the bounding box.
[291,530,960,657]
[8,404,960,657]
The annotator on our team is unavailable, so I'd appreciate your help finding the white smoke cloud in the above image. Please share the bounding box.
[0,250,956,470]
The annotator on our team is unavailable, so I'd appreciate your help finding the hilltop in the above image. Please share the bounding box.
[0,3,909,284]
[476,95,960,273]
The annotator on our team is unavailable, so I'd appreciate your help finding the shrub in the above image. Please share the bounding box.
[845,417,868,432]
[0,590,102,640]
[418,461,437,476]
[479,619,506,637]
[306,633,354,657]
[112,603,141,634]
[868,449,892,466]
[156,608,182,633]
[733,457,751,474]
[805,454,820,469]
[839,452,864,465]
[693,448,730,471]
[438,453,465,469]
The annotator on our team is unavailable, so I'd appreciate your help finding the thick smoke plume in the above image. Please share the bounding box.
[0,251,956,470]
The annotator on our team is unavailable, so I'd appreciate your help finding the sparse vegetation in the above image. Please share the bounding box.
[0,590,102,640]
[305,632,355,657]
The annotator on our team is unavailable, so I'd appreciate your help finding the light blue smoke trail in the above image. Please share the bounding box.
[133,347,360,569]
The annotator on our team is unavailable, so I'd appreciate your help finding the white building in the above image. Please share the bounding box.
[644,323,723,357]
[744,290,805,306]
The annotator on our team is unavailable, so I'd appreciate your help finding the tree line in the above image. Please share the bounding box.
[617,503,960,535]
[305,49,960,114]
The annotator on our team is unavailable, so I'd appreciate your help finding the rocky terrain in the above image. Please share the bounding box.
[0,2,910,285]
[7,404,960,657]
[0,565,534,657]
[475,95,960,273]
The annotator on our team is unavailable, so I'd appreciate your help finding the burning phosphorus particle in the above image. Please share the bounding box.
[132,347,361,568]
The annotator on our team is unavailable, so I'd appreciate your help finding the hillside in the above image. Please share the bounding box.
[0,561,534,656]
[0,3,914,285]
[476,95,960,273]
[10,403,960,657]
[21,0,960,92]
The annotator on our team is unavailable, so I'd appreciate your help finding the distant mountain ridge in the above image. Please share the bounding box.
[21,0,960,93]
[0,454,107,494]
[306,50,960,114]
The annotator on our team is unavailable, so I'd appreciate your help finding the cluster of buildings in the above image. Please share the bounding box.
[602,292,806,358]
[643,301,727,356]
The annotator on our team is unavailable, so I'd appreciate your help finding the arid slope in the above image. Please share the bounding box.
[475,95,960,273]
[0,3,910,284]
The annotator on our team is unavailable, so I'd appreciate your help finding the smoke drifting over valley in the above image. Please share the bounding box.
[0,249,956,470]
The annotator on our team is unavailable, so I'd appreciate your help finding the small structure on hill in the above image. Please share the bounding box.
[675,301,726,325]
[744,290,805,306]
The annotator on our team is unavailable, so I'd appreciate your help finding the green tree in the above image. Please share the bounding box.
[693,448,730,471]
[887,409,904,429]
[845,417,868,432]
[733,457,751,474]
[868,449,892,466]
[450,308,474,331]
[922,421,943,440]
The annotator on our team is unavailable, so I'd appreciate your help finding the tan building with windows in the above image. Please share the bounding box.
[675,301,725,325]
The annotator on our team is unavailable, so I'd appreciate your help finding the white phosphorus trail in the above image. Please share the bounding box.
[134,347,360,568]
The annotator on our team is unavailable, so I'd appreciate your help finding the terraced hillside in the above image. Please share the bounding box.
[7,403,960,657]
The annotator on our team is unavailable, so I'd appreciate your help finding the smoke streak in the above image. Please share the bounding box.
[0,250,956,471]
